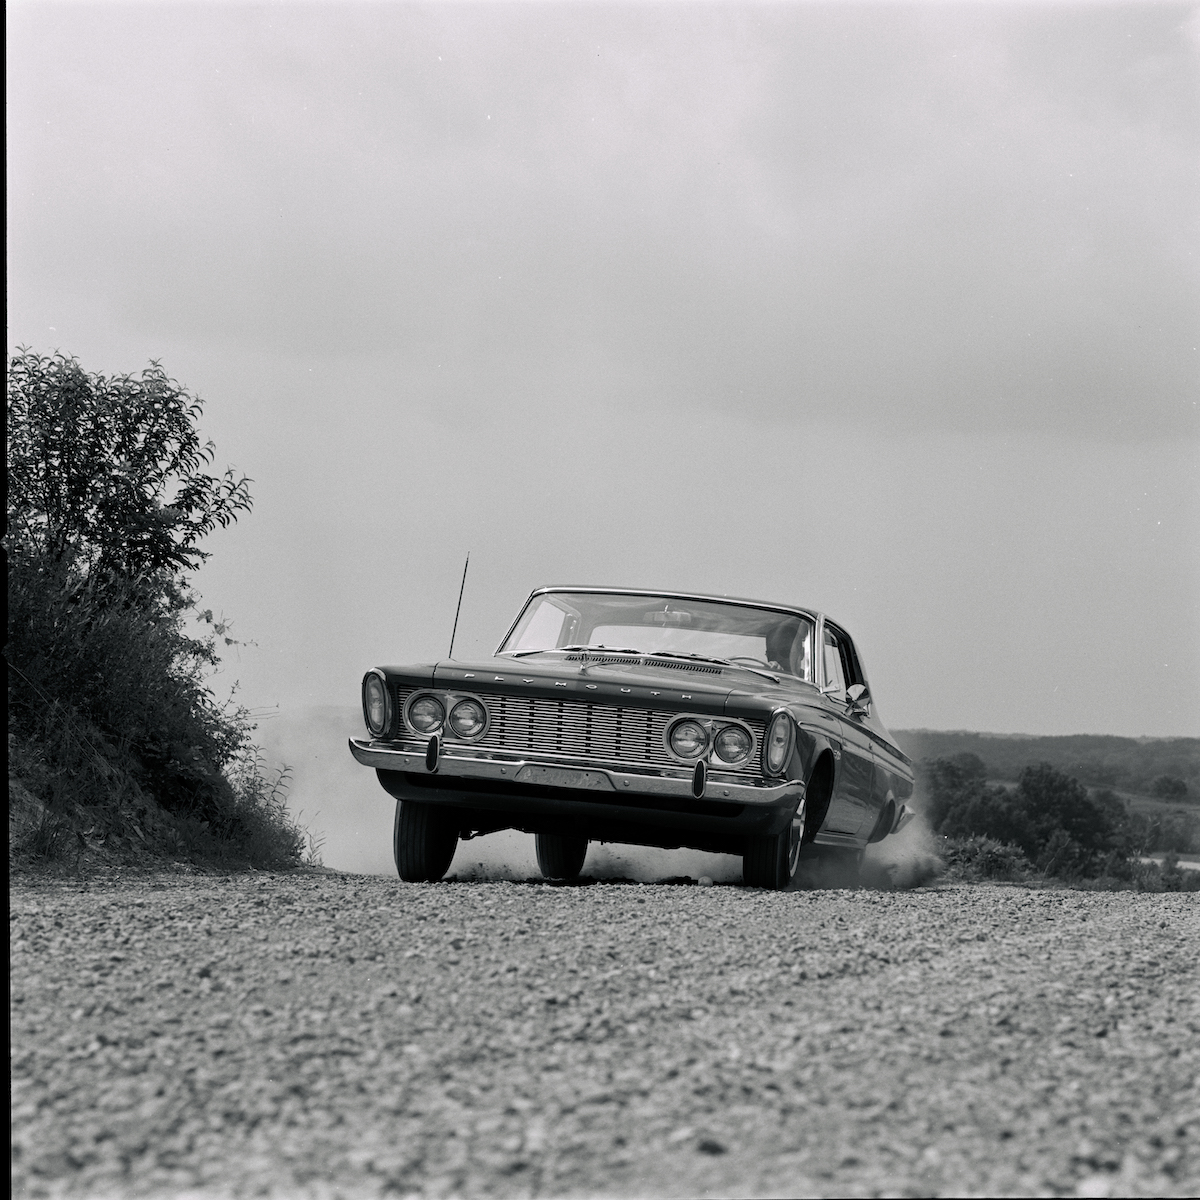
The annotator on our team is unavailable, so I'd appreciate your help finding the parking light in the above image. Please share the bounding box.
[763,711,794,776]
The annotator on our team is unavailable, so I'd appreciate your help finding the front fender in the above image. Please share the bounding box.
[789,709,841,783]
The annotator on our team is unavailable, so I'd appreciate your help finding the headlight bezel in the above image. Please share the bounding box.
[447,696,489,741]
[667,718,710,761]
[762,709,795,777]
[362,670,394,739]
[405,692,447,735]
[712,723,754,767]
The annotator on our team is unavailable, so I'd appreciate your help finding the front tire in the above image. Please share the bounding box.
[743,801,805,890]
[393,800,458,882]
[535,833,588,881]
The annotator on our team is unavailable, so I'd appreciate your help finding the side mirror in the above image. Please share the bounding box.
[846,683,871,718]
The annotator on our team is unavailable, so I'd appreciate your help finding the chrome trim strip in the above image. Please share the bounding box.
[811,829,862,848]
[348,738,804,808]
[361,736,767,784]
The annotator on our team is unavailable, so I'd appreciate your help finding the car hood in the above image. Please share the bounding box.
[422,654,805,717]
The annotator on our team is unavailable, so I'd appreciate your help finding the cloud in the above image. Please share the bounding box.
[8,2,1198,437]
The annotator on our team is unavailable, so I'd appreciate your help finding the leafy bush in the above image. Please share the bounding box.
[1123,808,1200,856]
[7,350,305,869]
[1151,774,1189,799]
[7,350,250,576]
[918,759,1131,880]
[939,835,1032,881]
[1076,854,1200,893]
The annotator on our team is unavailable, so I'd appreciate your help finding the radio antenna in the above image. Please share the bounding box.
[448,552,470,659]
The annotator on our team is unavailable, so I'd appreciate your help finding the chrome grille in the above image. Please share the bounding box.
[391,686,763,774]
[477,695,678,767]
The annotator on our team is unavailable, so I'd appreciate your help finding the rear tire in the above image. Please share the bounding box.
[535,833,588,881]
[393,800,459,882]
[742,801,805,890]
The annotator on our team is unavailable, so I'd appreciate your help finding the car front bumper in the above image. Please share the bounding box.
[348,737,804,845]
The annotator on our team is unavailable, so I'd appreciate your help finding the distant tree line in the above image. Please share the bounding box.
[897,730,1198,802]
[918,753,1200,889]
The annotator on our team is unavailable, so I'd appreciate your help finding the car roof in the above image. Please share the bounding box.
[527,585,824,625]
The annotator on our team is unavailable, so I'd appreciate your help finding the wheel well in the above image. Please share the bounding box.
[802,751,835,844]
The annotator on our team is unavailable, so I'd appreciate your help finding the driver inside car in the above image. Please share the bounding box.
[762,620,814,681]
[787,623,813,681]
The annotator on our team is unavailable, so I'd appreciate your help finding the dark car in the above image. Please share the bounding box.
[349,587,914,889]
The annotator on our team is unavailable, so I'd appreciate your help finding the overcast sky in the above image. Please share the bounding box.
[8,1,1199,740]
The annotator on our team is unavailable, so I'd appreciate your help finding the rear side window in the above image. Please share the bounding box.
[823,625,863,696]
[823,629,846,697]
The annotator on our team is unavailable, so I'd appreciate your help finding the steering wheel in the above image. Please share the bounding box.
[727,655,772,668]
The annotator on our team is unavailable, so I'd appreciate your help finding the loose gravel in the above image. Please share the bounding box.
[10,870,1200,1199]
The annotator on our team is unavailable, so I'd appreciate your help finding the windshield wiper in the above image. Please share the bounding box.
[503,647,779,683]
[504,645,643,659]
[646,651,780,684]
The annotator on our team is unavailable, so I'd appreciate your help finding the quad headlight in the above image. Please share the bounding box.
[669,719,709,760]
[363,672,391,738]
[763,710,795,777]
[713,724,753,766]
[448,698,487,739]
[407,694,445,734]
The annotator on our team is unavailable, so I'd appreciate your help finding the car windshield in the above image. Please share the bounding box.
[499,592,816,682]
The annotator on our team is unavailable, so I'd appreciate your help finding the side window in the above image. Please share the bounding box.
[823,629,846,698]
[824,624,866,700]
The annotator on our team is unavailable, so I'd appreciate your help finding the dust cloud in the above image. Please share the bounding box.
[258,707,943,888]
[254,706,399,876]
[446,831,744,885]
[861,814,946,890]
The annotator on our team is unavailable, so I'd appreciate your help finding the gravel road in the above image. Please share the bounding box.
[10,869,1200,1199]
